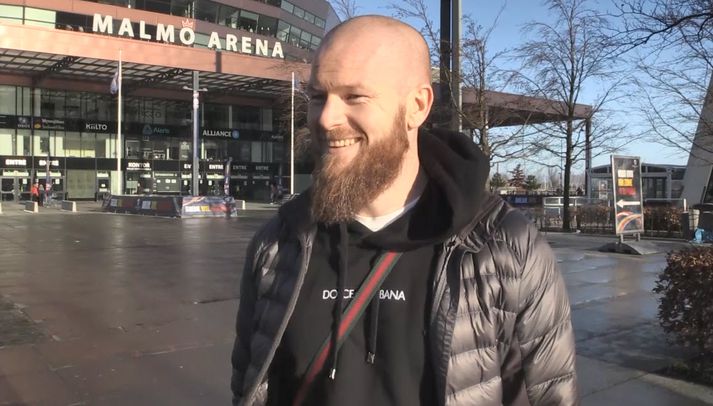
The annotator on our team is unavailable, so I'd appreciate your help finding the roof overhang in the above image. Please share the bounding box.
[0,21,310,101]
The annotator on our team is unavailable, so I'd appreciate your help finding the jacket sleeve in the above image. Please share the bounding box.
[516,223,578,405]
[230,217,278,405]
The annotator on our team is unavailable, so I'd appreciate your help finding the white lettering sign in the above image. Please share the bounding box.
[92,14,285,59]
[127,162,151,170]
[5,159,26,166]
[85,123,108,131]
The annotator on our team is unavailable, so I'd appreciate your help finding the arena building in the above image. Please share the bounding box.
[0,0,336,201]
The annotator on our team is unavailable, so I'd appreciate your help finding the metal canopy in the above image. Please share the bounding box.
[0,48,289,99]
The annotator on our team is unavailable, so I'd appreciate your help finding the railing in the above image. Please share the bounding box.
[532,196,687,238]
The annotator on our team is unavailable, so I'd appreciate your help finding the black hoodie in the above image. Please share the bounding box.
[267,129,489,406]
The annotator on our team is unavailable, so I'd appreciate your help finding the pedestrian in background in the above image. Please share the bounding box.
[232,16,577,406]
[30,181,39,204]
[38,182,44,207]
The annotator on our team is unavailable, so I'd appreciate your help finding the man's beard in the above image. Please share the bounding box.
[310,109,409,224]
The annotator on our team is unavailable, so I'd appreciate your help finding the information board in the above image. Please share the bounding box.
[611,155,644,235]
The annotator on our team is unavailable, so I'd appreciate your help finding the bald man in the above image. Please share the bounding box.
[231,16,577,406]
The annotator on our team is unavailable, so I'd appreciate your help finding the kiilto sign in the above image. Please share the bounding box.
[92,14,284,59]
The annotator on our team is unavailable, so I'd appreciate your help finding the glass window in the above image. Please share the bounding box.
[165,100,190,126]
[288,26,301,46]
[238,10,259,32]
[281,1,294,13]
[266,0,281,6]
[671,168,685,180]
[55,11,88,31]
[65,91,81,119]
[195,0,219,23]
[18,87,31,116]
[217,5,239,28]
[300,30,311,48]
[17,129,31,156]
[204,103,230,128]
[203,139,226,160]
[144,0,170,14]
[40,89,65,118]
[233,105,261,130]
[304,12,315,24]
[0,85,15,115]
[81,133,96,157]
[293,6,304,19]
[257,15,277,37]
[276,21,290,42]
[315,17,325,29]
[170,0,193,17]
[310,35,321,50]
[48,131,66,156]
[64,132,82,157]
[24,7,56,28]
[273,141,284,162]
[95,133,114,158]
[228,140,251,161]
[0,5,22,22]
[0,130,12,155]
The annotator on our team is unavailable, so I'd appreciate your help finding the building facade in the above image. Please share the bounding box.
[589,163,686,202]
[0,0,336,201]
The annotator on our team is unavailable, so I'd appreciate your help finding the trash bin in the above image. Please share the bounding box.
[681,212,692,240]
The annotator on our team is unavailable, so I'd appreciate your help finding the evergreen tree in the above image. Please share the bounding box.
[489,172,508,191]
[524,175,542,191]
[508,164,526,188]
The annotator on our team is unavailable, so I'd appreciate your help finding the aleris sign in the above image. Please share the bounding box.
[92,14,285,59]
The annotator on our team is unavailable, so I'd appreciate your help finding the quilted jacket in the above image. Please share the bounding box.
[231,191,578,405]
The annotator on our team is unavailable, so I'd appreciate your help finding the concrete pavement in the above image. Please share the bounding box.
[0,201,711,405]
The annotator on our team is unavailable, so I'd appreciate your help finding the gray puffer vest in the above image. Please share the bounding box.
[231,194,578,405]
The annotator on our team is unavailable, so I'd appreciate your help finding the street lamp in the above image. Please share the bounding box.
[183,71,207,196]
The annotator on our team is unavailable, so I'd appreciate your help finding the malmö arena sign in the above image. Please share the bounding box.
[91,14,285,59]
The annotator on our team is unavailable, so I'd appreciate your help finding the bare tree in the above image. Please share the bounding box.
[330,0,359,21]
[617,0,713,163]
[514,0,626,231]
[388,0,531,165]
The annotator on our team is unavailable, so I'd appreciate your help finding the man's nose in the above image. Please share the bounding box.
[315,95,347,131]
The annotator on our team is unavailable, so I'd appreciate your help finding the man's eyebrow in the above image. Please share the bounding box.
[306,84,371,93]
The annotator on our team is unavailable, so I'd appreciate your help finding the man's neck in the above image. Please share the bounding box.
[356,154,426,218]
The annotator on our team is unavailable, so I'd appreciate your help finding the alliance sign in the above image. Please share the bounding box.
[92,14,284,59]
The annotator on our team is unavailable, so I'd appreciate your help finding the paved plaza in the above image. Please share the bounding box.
[0,202,712,405]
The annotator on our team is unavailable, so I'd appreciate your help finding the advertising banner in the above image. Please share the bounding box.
[181,196,237,218]
[611,155,644,235]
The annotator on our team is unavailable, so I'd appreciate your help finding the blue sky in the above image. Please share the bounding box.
[342,0,692,171]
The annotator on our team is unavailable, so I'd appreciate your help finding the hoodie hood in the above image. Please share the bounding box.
[279,128,490,249]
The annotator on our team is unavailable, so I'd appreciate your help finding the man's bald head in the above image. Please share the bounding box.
[316,15,432,90]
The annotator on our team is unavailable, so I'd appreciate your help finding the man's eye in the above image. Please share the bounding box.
[346,94,367,102]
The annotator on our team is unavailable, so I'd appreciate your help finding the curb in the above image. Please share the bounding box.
[640,372,713,404]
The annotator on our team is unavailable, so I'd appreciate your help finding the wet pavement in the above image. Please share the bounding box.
[0,201,711,405]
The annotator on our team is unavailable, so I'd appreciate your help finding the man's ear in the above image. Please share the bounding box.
[406,84,434,130]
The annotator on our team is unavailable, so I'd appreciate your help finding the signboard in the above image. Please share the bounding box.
[91,14,284,59]
[611,155,644,235]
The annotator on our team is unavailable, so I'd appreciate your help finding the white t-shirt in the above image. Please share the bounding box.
[354,197,421,232]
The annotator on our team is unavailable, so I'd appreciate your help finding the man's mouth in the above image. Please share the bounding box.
[327,138,361,148]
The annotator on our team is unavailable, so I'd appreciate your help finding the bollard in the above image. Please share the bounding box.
[24,201,38,213]
[61,200,77,212]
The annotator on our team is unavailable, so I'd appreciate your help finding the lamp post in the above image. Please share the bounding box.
[183,71,207,196]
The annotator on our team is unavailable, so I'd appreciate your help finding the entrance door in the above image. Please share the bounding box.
[0,177,31,202]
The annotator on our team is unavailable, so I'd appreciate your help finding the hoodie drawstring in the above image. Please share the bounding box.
[330,222,349,379]
[367,295,380,364]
